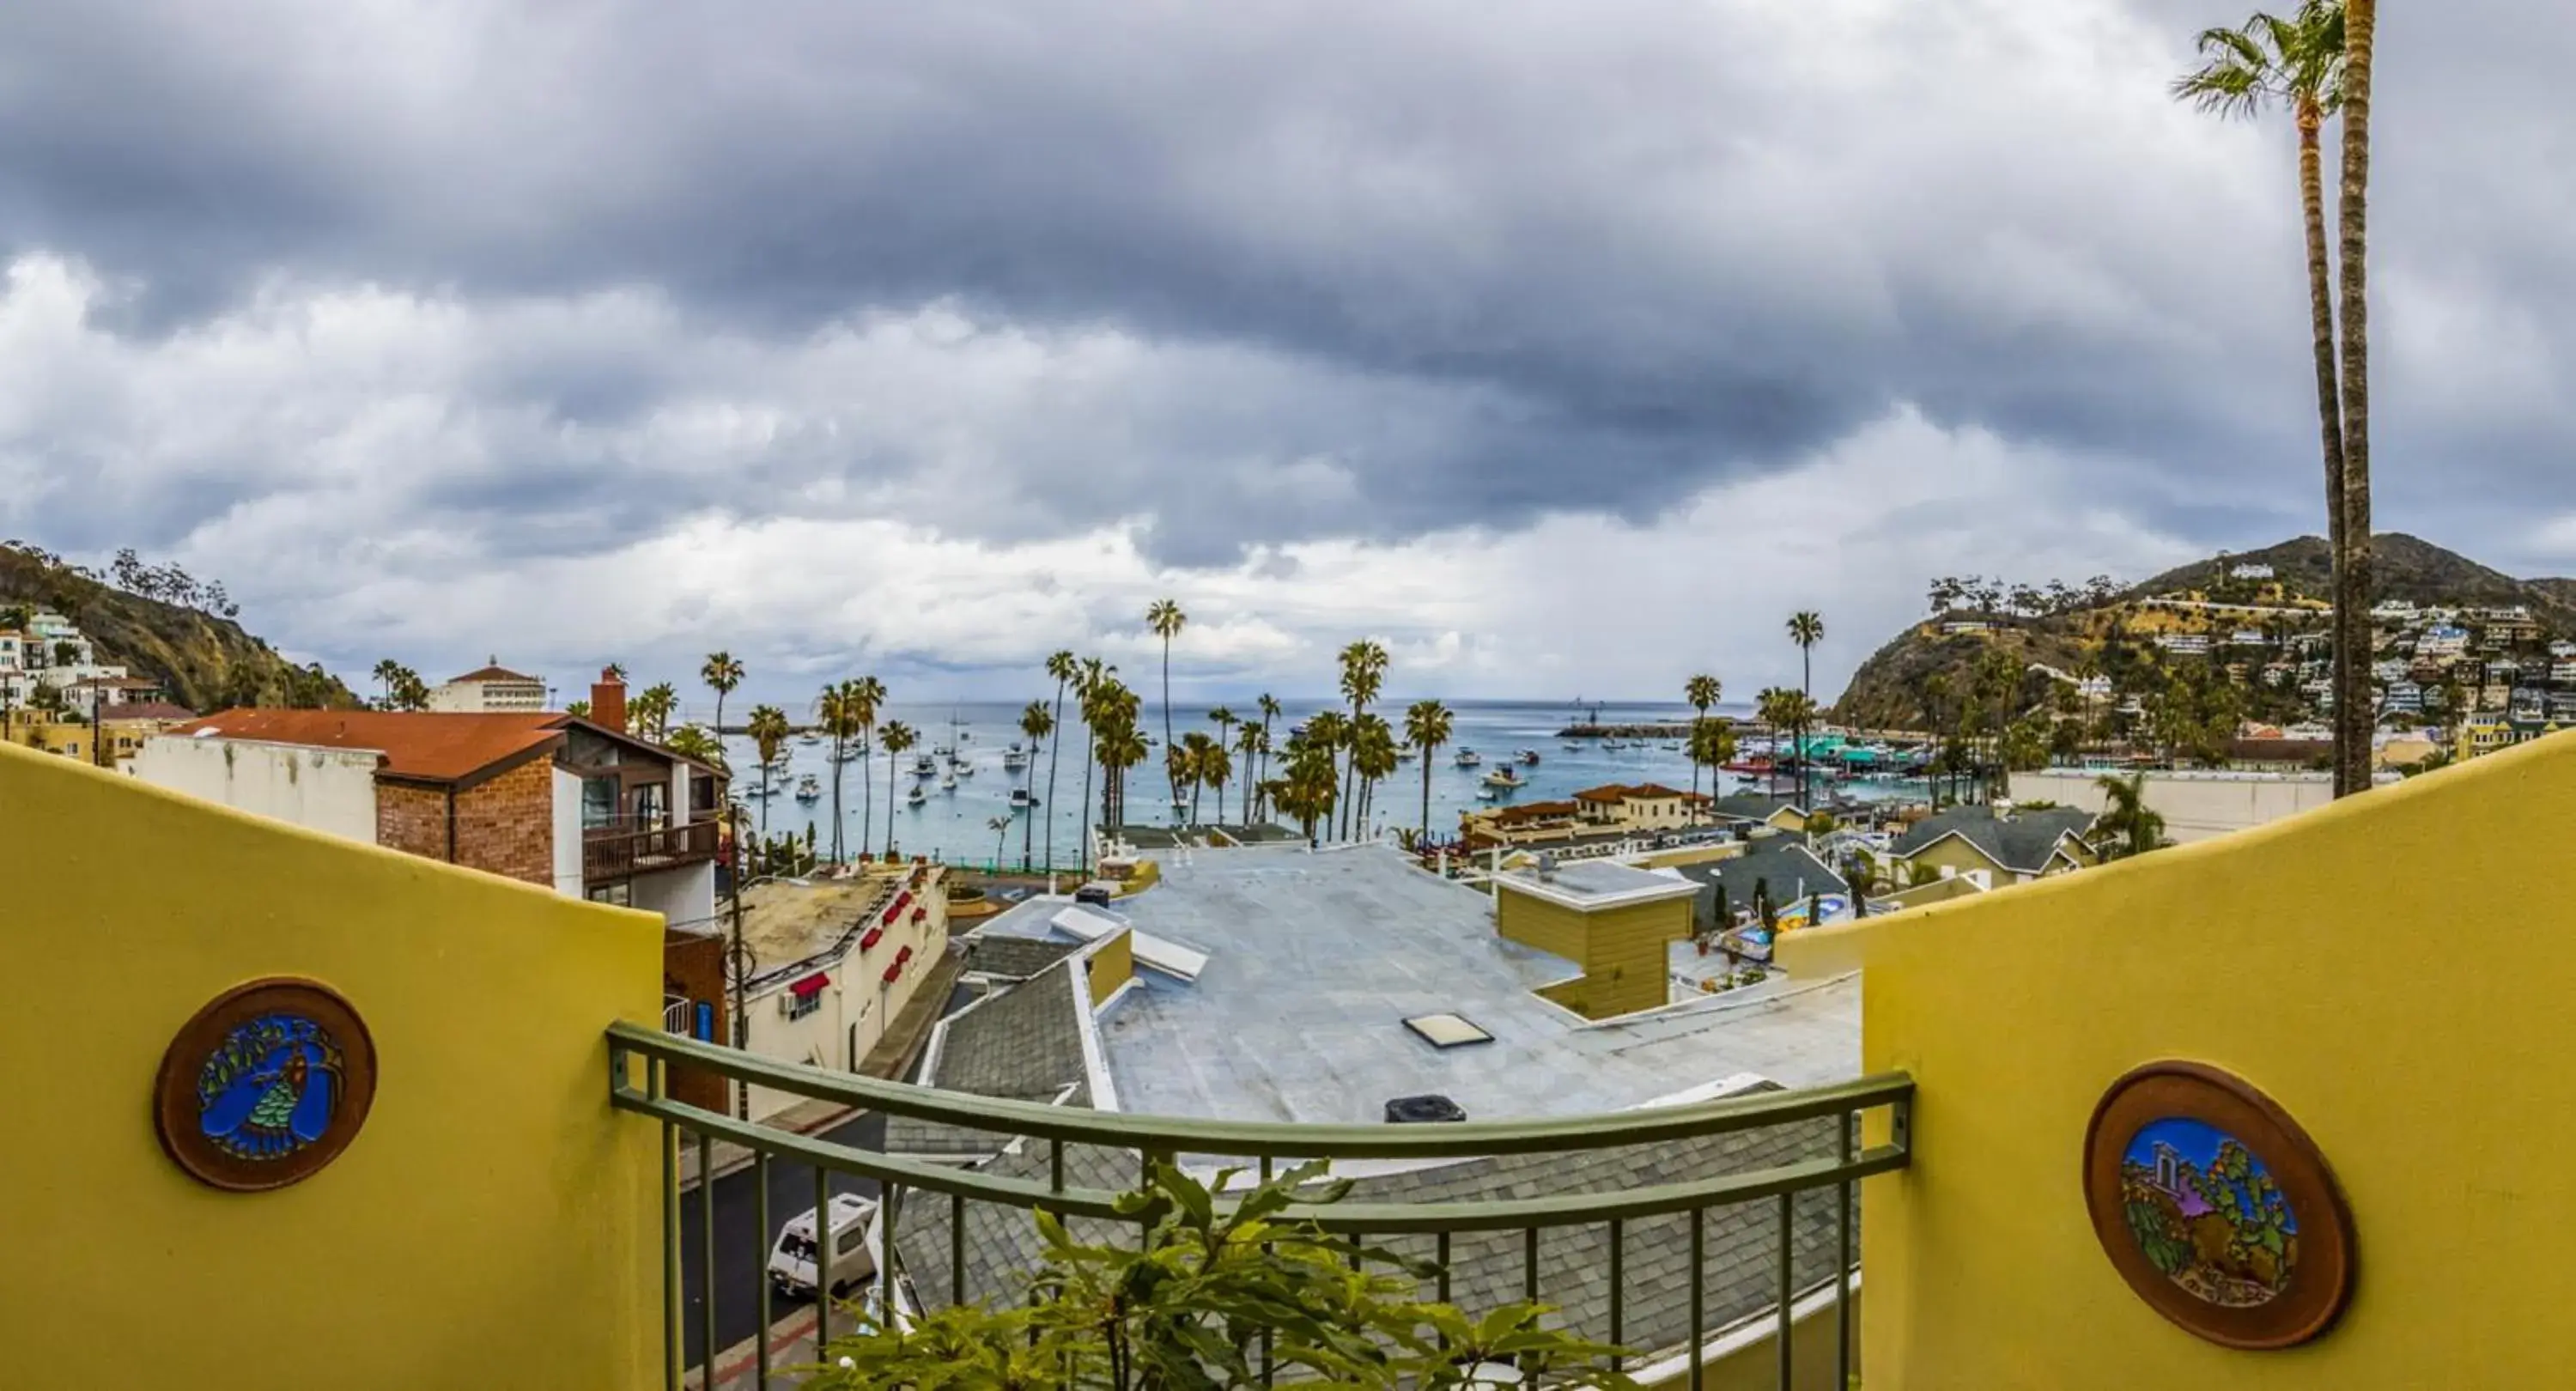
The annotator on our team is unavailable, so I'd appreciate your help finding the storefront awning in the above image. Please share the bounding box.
[860,926,884,951]
[789,972,829,997]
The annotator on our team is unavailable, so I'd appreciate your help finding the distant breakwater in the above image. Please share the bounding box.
[1557,722,1753,738]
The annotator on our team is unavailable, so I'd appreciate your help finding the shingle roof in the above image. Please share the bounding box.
[963,934,1081,980]
[1891,805,2095,874]
[102,702,201,722]
[893,1088,1854,1361]
[174,709,564,784]
[884,959,1092,1159]
[1710,793,1806,822]
[1674,839,1849,927]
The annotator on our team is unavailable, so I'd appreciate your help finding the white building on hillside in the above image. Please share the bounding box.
[427,659,549,712]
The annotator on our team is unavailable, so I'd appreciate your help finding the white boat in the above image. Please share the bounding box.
[1454,748,1482,768]
[1482,766,1523,790]
[799,733,820,746]
[1516,749,1541,765]
[1396,747,1419,763]
[951,758,975,778]
[1003,748,1029,772]
[933,744,953,759]
[1474,787,1497,801]
[906,785,927,808]
[1601,739,1625,751]
[1009,787,1036,810]
[793,775,821,804]
[912,754,938,777]
[939,772,958,792]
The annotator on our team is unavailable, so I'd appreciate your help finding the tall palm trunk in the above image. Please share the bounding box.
[859,721,873,861]
[1160,643,1177,810]
[1079,726,1097,875]
[2334,0,2378,799]
[883,751,897,860]
[1420,746,1434,836]
[1044,680,1067,871]
[2299,95,2352,797]
[1021,746,1037,872]
[829,728,845,863]
[1800,651,1814,811]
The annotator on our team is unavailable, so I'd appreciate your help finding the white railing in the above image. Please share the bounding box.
[662,996,694,1036]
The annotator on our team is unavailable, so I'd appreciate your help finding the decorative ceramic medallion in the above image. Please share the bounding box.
[155,978,375,1192]
[2083,1062,2353,1349]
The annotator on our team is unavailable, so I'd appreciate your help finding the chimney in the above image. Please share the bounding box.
[590,666,628,733]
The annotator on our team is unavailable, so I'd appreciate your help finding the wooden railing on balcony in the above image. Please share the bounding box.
[583,817,719,884]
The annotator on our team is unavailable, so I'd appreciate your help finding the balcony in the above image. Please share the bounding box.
[611,1024,1909,1388]
[586,816,720,884]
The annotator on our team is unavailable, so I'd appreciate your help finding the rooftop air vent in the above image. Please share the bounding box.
[1073,884,1115,908]
[1384,1094,1468,1125]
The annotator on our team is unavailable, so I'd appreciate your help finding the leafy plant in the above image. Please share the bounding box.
[803,1160,1637,1390]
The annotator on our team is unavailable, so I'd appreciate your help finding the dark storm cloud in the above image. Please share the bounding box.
[0,0,2569,568]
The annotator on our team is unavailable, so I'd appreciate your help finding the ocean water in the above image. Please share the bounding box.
[721,697,1925,870]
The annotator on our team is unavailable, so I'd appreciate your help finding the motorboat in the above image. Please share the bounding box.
[1601,738,1625,751]
[794,775,821,804]
[1482,766,1524,790]
[1003,747,1029,772]
[951,757,975,778]
[1453,748,1482,768]
[906,784,927,808]
[1396,747,1419,763]
[1474,787,1496,801]
[799,733,821,746]
[912,754,938,777]
[1516,749,1541,765]
[1008,787,1036,810]
[939,772,958,792]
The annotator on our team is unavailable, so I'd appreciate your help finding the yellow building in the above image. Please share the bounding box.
[1570,782,1712,833]
[3,716,94,762]
[2458,714,2516,759]
[1494,858,1698,1018]
[1889,805,2096,884]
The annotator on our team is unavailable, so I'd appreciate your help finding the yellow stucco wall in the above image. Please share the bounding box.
[0,742,664,1388]
[1782,730,2576,1388]
[1088,927,1135,1005]
[1498,890,1690,1018]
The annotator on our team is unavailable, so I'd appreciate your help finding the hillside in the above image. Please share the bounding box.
[0,544,358,712]
[1833,532,2573,729]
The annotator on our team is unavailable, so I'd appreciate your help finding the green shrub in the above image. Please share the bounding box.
[802,1160,1638,1389]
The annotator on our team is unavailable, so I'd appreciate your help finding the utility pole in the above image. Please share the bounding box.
[90,681,104,768]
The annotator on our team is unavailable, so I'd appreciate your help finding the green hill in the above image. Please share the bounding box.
[0,543,357,712]
[1832,532,2574,729]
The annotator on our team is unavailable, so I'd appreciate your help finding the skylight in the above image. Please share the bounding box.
[1402,1012,1495,1049]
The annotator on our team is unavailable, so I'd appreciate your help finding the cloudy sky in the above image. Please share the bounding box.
[0,0,2562,712]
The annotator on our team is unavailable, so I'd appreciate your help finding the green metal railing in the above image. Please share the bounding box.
[609,1023,1911,1389]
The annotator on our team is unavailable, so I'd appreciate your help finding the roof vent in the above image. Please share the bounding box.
[1536,851,1558,882]
[1384,1094,1468,1125]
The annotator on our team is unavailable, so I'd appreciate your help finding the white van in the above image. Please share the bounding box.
[767,1192,880,1300]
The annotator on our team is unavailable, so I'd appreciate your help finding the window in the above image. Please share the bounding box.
[586,882,632,907]
[787,991,823,1020]
[582,776,620,830]
[632,782,667,831]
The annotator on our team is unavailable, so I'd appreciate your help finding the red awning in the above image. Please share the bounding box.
[896,944,914,964]
[789,972,829,997]
[881,962,902,984]
[860,926,884,951]
[910,907,927,924]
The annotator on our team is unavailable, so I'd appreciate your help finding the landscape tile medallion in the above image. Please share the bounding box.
[2083,1062,2353,1349]
[155,978,376,1192]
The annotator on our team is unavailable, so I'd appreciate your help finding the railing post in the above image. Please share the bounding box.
[1838,1109,1855,1391]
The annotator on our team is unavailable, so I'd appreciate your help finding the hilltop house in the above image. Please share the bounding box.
[1708,791,1814,833]
[427,659,550,713]
[1890,805,2098,885]
[1570,783,1713,833]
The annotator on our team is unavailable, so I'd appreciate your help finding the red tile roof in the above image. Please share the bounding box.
[1622,783,1688,799]
[1573,785,1630,804]
[1492,799,1580,824]
[102,702,203,723]
[174,709,566,783]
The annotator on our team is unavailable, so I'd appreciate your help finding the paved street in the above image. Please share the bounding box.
[678,1112,884,1374]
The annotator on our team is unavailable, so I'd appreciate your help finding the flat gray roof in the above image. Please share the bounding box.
[971,844,1857,1124]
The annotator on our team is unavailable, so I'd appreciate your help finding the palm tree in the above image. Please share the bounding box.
[1403,700,1453,837]
[604,663,628,683]
[1683,673,1722,799]
[1787,612,1825,810]
[1335,640,1388,839]
[878,722,917,860]
[1098,717,1150,834]
[702,652,744,737]
[2174,2,2356,793]
[2333,0,2378,799]
[1300,710,1349,839]
[814,683,861,863]
[1255,693,1283,820]
[746,704,791,838]
[1177,732,1215,823]
[1688,718,1736,819]
[664,725,726,771]
[1043,649,1077,869]
[1146,599,1187,807]
[372,659,402,708]
[1019,699,1054,871]
[1350,713,1398,839]
[1200,741,1233,828]
[987,815,1013,872]
[634,682,677,742]
[1234,722,1266,826]
[847,676,884,861]
[1206,706,1238,823]
[1075,660,1112,874]
[2092,772,2169,860]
